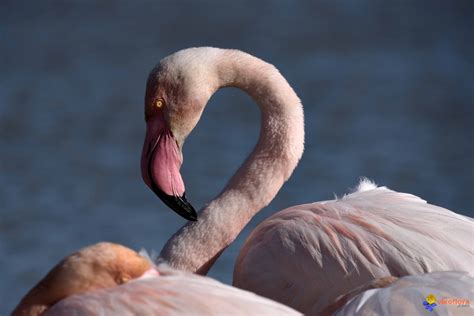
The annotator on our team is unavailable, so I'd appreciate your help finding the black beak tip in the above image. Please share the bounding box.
[177,196,198,221]
[152,189,198,221]
[185,211,198,222]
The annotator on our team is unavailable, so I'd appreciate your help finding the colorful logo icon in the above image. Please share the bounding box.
[423,294,438,312]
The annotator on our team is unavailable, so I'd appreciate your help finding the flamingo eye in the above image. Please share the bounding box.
[155,99,164,108]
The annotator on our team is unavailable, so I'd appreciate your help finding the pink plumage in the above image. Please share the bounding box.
[234,184,473,314]
[46,264,301,316]
[16,47,473,316]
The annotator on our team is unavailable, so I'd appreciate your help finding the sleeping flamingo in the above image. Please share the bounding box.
[13,242,301,315]
[14,244,472,315]
[141,47,474,314]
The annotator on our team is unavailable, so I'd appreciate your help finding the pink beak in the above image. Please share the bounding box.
[141,116,197,221]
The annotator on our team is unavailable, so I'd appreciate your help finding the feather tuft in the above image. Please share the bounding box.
[353,177,378,193]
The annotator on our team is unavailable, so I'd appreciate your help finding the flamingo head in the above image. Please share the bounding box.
[141,49,218,221]
[13,242,157,316]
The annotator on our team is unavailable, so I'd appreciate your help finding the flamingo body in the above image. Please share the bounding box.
[14,243,301,315]
[234,183,474,314]
[45,264,301,315]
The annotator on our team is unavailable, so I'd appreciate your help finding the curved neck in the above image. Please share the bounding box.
[159,49,304,274]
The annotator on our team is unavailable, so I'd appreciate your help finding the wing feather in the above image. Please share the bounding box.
[234,182,474,315]
[334,272,474,316]
[47,265,301,315]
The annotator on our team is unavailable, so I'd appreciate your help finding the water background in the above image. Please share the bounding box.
[1,1,472,313]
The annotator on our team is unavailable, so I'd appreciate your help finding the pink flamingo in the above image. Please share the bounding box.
[13,243,301,315]
[141,47,474,314]
[15,47,473,315]
[14,245,472,315]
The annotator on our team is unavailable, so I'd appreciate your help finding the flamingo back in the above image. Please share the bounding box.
[46,264,302,315]
[234,183,473,314]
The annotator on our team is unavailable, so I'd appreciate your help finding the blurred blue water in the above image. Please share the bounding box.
[1,1,472,313]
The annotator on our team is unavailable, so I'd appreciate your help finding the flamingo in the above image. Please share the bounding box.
[13,242,301,315]
[15,47,473,315]
[14,245,472,315]
[140,47,474,314]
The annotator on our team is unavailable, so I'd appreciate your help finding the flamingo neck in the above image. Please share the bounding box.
[159,49,305,274]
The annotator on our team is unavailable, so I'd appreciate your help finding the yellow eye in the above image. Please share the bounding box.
[155,99,164,108]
